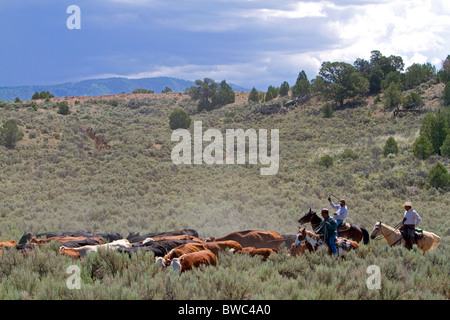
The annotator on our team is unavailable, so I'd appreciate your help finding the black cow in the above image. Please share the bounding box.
[126,229,199,243]
[117,244,167,257]
[139,239,202,253]
[30,231,123,243]
[58,238,105,248]
[35,230,92,238]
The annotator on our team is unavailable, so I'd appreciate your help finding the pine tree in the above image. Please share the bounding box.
[0,119,24,149]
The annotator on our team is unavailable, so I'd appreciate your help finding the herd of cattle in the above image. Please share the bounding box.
[0,228,348,274]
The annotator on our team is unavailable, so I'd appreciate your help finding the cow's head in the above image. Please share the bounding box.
[170,258,182,274]
[155,257,166,267]
[294,227,306,248]
[142,237,154,245]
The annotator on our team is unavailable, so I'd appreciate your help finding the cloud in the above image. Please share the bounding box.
[242,1,329,20]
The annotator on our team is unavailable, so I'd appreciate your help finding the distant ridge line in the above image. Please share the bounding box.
[0,76,250,101]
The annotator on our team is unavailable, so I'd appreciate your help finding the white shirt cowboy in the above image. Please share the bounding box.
[403,208,421,227]
[329,201,347,226]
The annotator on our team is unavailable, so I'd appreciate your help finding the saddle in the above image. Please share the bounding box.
[337,222,351,232]
[415,229,425,241]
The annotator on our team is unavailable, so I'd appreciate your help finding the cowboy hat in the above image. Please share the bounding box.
[402,201,412,208]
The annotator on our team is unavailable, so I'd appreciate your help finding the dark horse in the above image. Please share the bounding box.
[298,208,369,244]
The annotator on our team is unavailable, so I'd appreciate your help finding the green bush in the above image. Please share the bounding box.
[32,91,54,100]
[383,137,399,157]
[248,88,260,103]
[318,155,333,168]
[169,109,191,130]
[57,101,71,115]
[341,148,358,160]
[443,82,450,106]
[321,103,333,118]
[441,135,450,157]
[426,162,449,190]
[412,135,434,160]
[402,92,423,109]
[132,88,154,94]
[0,119,24,149]
[383,82,402,109]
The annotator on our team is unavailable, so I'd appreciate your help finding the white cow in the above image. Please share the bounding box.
[59,239,132,258]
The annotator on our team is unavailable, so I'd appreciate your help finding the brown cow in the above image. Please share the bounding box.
[170,250,217,274]
[30,236,105,246]
[149,235,205,243]
[206,230,283,250]
[156,240,243,266]
[157,243,209,266]
[288,242,308,257]
[0,240,18,253]
[59,248,82,260]
[203,240,243,255]
[238,247,279,261]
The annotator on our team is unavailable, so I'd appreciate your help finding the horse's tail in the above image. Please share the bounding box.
[361,228,370,245]
[430,234,441,250]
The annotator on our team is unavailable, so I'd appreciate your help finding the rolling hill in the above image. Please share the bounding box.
[0,77,250,101]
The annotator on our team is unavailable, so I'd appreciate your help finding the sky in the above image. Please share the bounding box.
[1,0,450,90]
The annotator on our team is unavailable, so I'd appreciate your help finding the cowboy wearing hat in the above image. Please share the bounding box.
[328,196,347,230]
[400,201,422,250]
[316,208,337,256]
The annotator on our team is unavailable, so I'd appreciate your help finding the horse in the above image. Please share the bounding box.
[370,221,440,255]
[298,208,370,244]
[294,227,359,256]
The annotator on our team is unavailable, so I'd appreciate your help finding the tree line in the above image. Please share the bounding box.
[248,50,450,111]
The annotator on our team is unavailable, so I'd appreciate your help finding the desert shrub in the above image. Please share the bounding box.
[169,109,191,130]
[321,102,333,118]
[383,137,399,157]
[341,148,358,160]
[318,155,333,168]
[57,101,70,115]
[402,92,423,109]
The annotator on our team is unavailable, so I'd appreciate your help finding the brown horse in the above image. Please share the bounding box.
[294,227,359,256]
[298,208,369,244]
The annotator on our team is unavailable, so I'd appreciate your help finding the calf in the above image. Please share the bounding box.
[59,248,81,260]
[238,247,279,261]
[0,240,18,253]
[158,243,209,267]
[206,230,283,250]
[170,250,217,274]
[202,240,242,255]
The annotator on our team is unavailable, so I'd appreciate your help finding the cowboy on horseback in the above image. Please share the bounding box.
[316,208,337,256]
[328,196,347,231]
[400,201,422,250]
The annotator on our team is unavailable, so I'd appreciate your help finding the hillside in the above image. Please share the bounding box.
[0,77,250,101]
[0,83,448,299]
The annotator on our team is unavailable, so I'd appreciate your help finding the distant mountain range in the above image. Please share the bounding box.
[0,77,250,101]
